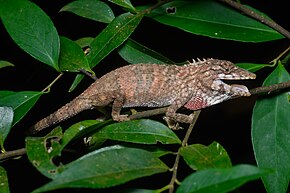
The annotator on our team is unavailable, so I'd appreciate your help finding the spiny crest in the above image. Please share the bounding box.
[186,58,215,66]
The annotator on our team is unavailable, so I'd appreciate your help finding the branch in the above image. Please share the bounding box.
[250,80,290,95]
[0,148,26,161]
[218,0,290,39]
[79,69,98,81]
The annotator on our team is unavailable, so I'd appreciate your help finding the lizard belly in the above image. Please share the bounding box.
[123,94,175,108]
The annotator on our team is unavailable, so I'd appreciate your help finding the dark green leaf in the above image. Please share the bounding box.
[87,12,143,67]
[75,37,94,48]
[252,63,290,193]
[90,119,181,145]
[0,60,14,69]
[0,107,13,151]
[176,164,270,193]
[1,0,60,70]
[33,146,168,192]
[0,91,44,126]
[146,0,283,42]
[61,119,105,147]
[71,12,144,90]
[118,39,174,64]
[25,127,64,179]
[180,141,232,170]
[108,0,136,12]
[59,36,92,73]
[0,166,10,193]
[236,63,271,72]
[60,0,115,23]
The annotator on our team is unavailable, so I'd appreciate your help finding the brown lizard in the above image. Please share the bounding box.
[29,58,256,134]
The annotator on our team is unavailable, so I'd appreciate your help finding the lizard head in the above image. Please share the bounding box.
[184,58,256,110]
[189,58,256,96]
[207,59,256,97]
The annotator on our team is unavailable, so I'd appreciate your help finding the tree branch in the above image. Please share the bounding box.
[218,0,290,39]
[250,80,290,95]
[0,148,26,161]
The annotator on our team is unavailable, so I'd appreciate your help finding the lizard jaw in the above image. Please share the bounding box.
[213,80,251,96]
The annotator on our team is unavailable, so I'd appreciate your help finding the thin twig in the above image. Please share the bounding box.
[250,80,290,95]
[79,69,98,81]
[218,0,290,39]
[168,110,201,193]
[0,148,26,161]
[42,73,63,92]
[271,46,290,64]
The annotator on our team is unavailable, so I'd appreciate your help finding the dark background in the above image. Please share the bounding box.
[0,0,289,192]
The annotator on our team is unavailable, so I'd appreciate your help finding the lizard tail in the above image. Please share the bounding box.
[28,97,93,134]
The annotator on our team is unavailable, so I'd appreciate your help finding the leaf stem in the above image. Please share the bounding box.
[270,46,290,64]
[42,73,63,92]
[218,0,290,39]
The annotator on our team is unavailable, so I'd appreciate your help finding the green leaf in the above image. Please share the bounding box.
[0,91,44,126]
[25,127,64,179]
[0,61,14,69]
[0,107,13,151]
[252,63,290,193]
[146,0,283,42]
[75,37,94,48]
[87,12,143,68]
[1,0,60,70]
[118,39,174,64]
[59,36,92,73]
[0,166,10,193]
[68,74,85,92]
[90,119,181,145]
[180,141,232,170]
[176,164,270,193]
[33,146,168,192]
[108,0,136,12]
[71,12,143,89]
[61,119,106,147]
[236,63,271,72]
[60,0,115,23]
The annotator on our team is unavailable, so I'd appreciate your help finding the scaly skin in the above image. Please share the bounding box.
[29,58,256,134]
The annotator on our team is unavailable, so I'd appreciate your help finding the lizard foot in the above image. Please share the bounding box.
[163,116,184,130]
[113,114,130,122]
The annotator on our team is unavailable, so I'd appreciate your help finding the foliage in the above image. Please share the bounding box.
[0,0,289,193]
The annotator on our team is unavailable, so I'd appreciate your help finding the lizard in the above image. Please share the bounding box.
[29,58,256,134]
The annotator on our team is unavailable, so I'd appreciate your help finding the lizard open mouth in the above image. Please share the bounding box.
[218,71,256,96]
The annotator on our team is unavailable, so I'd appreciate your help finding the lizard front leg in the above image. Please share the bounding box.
[164,92,194,129]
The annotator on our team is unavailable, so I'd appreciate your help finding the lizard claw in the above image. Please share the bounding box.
[113,114,130,122]
[163,116,184,130]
